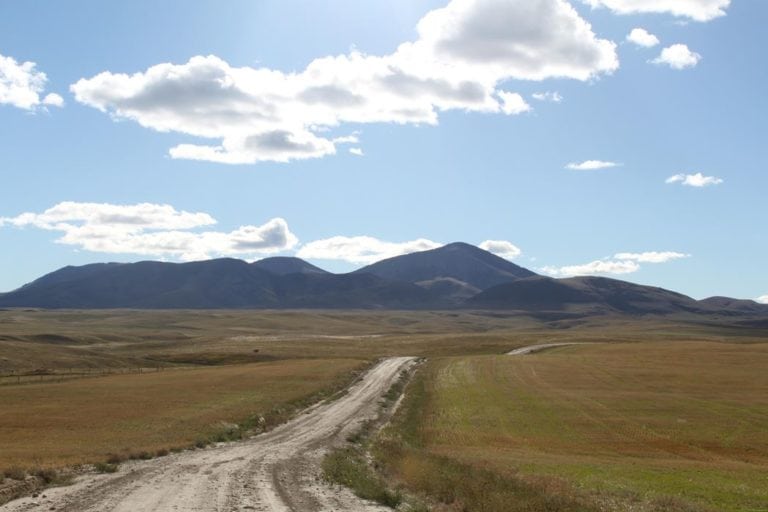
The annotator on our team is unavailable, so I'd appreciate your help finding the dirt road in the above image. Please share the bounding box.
[1,357,415,512]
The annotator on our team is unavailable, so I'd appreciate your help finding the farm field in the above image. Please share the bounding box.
[0,358,364,470]
[379,342,768,511]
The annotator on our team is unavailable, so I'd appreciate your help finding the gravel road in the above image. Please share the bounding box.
[1,356,416,512]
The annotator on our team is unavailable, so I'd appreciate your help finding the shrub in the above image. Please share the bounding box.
[94,462,118,474]
[3,467,26,480]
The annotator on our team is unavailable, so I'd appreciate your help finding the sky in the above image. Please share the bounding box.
[0,0,766,303]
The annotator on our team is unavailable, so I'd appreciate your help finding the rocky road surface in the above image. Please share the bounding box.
[1,357,416,512]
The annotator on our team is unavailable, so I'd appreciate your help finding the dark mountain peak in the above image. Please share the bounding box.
[357,242,536,290]
[355,242,536,291]
[251,257,329,276]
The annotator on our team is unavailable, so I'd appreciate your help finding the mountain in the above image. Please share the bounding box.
[251,257,328,275]
[0,243,764,317]
[468,275,707,315]
[355,242,536,303]
[0,259,278,309]
[699,296,768,315]
[0,258,427,309]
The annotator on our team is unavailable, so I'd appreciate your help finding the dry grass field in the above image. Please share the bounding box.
[378,342,768,511]
[0,358,364,470]
[2,309,768,510]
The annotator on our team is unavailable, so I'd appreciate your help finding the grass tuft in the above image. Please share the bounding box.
[323,447,402,508]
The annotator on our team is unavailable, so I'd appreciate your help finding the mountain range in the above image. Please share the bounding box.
[0,242,765,317]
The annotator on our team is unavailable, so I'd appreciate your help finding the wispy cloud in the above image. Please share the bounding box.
[652,44,702,70]
[297,236,441,265]
[0,53,64,111]
[479,240,522,260]
[532,91,563,103]
[0,202,297,261]
[582,0,731,22]
[566,160,621,171]
[541,250,689,277]
[70,0,618,164]
[666,172,723,187]
[541,259,639,277]
[614,251,689,263]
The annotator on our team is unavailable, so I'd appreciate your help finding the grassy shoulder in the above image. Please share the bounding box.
[0,358,367,471]
[373,342,768,512]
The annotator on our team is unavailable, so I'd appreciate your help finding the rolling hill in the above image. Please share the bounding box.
[0,243,765,317]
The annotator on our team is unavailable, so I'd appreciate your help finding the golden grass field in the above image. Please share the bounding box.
[381,342,768,511]
[0,358,364,469]
[2,309,768,510]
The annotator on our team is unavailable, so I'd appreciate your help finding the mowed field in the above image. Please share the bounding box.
[384,342,768,511]
[0,358,364,470]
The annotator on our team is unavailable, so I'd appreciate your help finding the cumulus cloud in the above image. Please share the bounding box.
[0,53,64,111]
[541,249,689,277]
[566,160,621,170]
[532,91,563,102]
[349,148,364,156]
[0,202,297,261]
[757,295,768,305]
[297,236,442,265]
[71,0,618,164]
[498,91,532,115]
[666,172,723,187]
[479,240,522,260]
[652,44,701,69]
[626,28,660,48]
[582,0,731,22]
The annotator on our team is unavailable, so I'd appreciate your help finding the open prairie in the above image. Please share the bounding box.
[378,342,768,511]
[0,358,365,469]
[2,309,768,510]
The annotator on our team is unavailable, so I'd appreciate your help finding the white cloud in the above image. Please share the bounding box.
[582,0,731,22]
[566,160,621,170]
[498,91,532,115]
[71,0,618,164]
[614,251,689,263]
[349,148,364,156]
[626,28,660,48]
[652,44,701,69]
[541,259,640,277]
[532,91,563,103]
[756,295,768,305]
[666,172,723,187]
[0,202,297,261]
[542,249,690,277]
[297,236,442,265]
[0,53,64,111]
[479,240,522,260]
[42,93,65,107]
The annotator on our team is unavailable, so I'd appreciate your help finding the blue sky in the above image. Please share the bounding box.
[0,0,765,302]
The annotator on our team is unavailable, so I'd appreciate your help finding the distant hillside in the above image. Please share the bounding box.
[0,243,764,317]
[0,258,428,309]
[251,257,329,275]
[468,275,707,315]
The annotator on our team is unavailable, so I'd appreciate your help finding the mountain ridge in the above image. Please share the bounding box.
[1,243,765,317]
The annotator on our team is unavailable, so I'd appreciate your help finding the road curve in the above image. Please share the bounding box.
[1,356,416,512]
[507,342,594,355]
